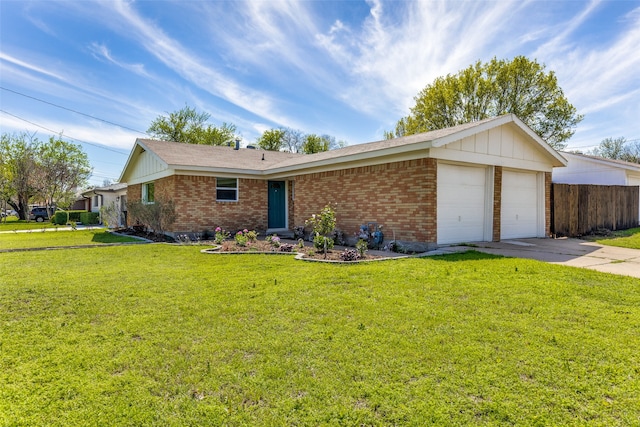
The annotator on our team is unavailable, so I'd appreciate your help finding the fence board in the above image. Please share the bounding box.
[551,184,639,237]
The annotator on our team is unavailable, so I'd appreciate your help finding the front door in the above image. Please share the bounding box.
[268,181,286,229]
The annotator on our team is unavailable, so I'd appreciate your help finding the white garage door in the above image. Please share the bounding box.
[437,163,488,244]
[501,170,539,239]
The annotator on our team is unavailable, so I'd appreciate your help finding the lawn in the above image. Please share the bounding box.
[0,229,143,250]
[1,245,639,426]
[0,216,58,231]
[595,227,640,250]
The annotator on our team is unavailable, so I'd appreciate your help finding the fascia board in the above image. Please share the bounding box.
[562,152,640,172]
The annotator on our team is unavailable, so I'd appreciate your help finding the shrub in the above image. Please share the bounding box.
[267,234,281,248]
[339,248,360,261]
[53,211,68,225]
[246,230,258,242]
[278,243,295,252]
[214,227,230,244]
[356,239,368,258]
[80,212,100,225]
[126,199,176,234]
[306,205,336,255]
[235,230,249,247]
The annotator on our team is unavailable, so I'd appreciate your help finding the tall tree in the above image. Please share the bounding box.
[147,105,237,145]
[387,56,583,150]
[256,128,285,151]
[0,133,40,220]
[591,137,640,163]
[37,136,92,211]
[282,128,304,153]
[301,134,331,154]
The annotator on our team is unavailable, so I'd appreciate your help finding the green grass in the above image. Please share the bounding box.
[0,229,142,250]
[1,246,639,426]
[595,227,640,249]
[0,216,59,231]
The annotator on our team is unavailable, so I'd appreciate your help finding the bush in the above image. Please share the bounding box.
[53,211,68,225]
[126,199,176,234]
[339,248,360,261]
[80,212,100,225]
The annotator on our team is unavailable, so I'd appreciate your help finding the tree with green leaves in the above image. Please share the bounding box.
[591,137,640,163]
[1,133,92,220]
[147,105,237,145]
[301,134,330,154]
[37,136,92,212]
[0,133,40,220]
[256,128,285,151]
[386,56,583,150]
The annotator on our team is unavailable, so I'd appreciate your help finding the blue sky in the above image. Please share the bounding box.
[1,0,639,186]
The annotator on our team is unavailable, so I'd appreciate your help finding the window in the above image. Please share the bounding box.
[142,182,155,204]
[216,177,237,201]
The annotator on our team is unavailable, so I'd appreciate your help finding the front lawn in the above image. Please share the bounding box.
[595,226,640,249]
[1,245,639,425]
[0,216,58,231]
[0,229,142,250]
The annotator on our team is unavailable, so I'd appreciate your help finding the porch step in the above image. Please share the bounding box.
[266,229,294,239]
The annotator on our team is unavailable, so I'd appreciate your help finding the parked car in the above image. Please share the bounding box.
[29,207,51,222]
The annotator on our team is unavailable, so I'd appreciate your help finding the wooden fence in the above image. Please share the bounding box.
[551,184,639,237]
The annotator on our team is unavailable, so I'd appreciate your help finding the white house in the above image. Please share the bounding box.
[80,183,128,227]
[553,152,640,222]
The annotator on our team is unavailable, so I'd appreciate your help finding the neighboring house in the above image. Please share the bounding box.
[80,183,128,227]
[552,152,640,222]
[119,114,566,249]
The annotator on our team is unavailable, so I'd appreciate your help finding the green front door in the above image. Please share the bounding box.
[268,181,286,229]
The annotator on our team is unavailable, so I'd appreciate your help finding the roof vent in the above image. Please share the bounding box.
[246,145,256,149]
[234,139,240,150]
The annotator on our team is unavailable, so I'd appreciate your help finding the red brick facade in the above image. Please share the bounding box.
[126,159,553,244]
[492,167,502,242]
[293,158,438,245]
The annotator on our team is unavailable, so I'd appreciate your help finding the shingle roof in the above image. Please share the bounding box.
[560,151,640,171]
[137,139,303,171]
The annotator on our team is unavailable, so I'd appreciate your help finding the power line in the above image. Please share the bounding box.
[0,86,147,135]
[0,109,130,155]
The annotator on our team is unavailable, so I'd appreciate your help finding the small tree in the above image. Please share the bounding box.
[100,201,120,229]
[306,204,337,257]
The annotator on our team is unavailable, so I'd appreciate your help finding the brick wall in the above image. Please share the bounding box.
[492,166,502,241]
[126,176,268,234]
[545,172,552,237]
[292,158,438,245]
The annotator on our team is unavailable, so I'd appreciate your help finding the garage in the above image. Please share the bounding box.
[501,170,541,239]
[437,163,490,244]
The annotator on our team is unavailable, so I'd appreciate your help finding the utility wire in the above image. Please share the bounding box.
[0,109,130,155]
[0,86,147,135]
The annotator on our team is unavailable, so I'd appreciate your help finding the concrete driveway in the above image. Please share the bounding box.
[443,238,640,279]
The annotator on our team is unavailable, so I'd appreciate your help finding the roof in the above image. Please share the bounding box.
[136,139,303,171]
[560,151,640,172]
[119,114,567,182]
[81,182,128,196]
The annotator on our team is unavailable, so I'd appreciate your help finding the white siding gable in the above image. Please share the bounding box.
[127,149,169,184]
[552,155,628,185]
[431,123,554,171]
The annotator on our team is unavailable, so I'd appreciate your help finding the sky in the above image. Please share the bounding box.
[1,0,639,187]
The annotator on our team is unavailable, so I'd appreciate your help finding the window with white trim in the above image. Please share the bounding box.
[216,177,238,201]
[142,182,155,204]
